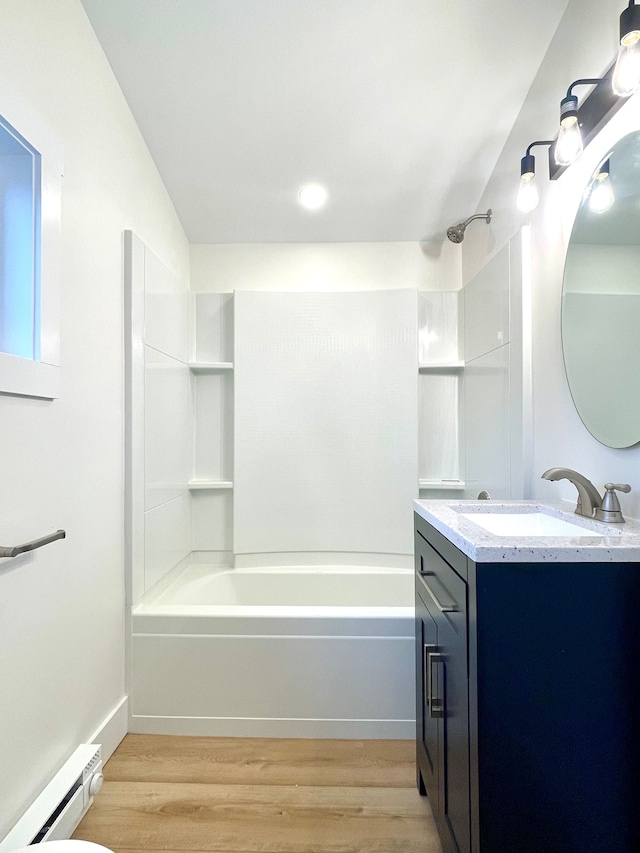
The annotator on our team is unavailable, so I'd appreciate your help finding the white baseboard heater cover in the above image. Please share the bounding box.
[0,745,103,851]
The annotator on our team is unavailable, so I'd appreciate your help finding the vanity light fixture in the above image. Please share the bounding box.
[613,1,640,96]
[555,79,604,166]
[588,159,615,213]
[517,1,640,207]
[517,140,553,212]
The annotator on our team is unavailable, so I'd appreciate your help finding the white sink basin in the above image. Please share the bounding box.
[460,512,604,537]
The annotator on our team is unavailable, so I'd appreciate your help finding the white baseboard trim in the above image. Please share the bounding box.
[88,696,128,761]
[130,714,414,740]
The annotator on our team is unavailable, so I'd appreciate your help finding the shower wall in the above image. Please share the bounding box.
[233,290,418,557]
[128,239,469,593]
[125,232,192,604]
[189,288,464,566]
[189,288,467,568]
[462,230,531,500]
[417,290,464,499]
[190,293,234,564]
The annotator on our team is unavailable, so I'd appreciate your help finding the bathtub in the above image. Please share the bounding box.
[131,564,416,739]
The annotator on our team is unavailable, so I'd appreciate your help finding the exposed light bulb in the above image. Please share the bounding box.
[613,31,640,95]
[298,183,328,210]
[516,172,539,212]
[613,2,640,96]
[589,166,614,213]
[555,115,583,166]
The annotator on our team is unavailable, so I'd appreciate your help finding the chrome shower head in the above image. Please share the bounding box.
[446,224,466,243]
[446,209,492,243]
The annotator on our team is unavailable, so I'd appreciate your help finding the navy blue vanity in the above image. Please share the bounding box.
[414,500,640,853]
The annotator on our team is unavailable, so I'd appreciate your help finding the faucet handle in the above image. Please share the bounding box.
[604,483,631,494]
[594,484,631,523]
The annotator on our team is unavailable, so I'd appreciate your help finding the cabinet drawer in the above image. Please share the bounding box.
[416,534,467,637]
[415,513,467,580]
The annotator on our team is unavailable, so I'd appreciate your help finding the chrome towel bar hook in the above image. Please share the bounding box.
[0,529,66,558]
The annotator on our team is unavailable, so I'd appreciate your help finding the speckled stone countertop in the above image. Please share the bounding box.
[414,500,640,563]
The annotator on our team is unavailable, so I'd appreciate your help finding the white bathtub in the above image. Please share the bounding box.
[131,564,416,739]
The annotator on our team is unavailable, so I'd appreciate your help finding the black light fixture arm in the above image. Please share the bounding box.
[566,78,605,98]
[560,78,606,125]
[525,140,554,157]
[521,140,554,176]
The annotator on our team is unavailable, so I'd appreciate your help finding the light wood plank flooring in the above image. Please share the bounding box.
[73,735,441,853]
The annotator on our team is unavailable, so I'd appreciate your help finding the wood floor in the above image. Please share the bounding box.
[73,735,442,853]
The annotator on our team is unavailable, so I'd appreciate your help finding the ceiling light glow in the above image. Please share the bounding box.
[298,183,328,210]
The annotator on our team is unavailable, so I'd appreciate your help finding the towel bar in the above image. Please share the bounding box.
[0,529,66,558]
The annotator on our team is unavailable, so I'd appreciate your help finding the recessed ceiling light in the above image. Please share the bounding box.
[298,183,328,210]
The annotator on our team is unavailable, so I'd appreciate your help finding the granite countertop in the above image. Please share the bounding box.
[414,500,640,563]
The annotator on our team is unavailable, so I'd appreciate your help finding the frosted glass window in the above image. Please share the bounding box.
[0,116,41,361]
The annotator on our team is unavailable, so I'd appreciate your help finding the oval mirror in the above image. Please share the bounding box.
[562,129,640,448]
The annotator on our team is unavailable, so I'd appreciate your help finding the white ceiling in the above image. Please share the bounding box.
[80,0,568,244]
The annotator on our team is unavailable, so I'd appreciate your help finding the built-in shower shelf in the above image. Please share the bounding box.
[418,362,465,371]
[418,479,465,490]
[189,362,234,372]
[188,480,234,490]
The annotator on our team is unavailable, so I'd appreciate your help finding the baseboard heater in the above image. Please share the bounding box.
[0,745,103,852]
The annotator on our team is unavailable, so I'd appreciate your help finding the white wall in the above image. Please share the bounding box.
[462,0,640,520]
[191,241,461,292]
[0,0,188,838]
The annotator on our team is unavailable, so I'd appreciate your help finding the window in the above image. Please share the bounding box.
[0,117,41,362]
[0,87,61,399]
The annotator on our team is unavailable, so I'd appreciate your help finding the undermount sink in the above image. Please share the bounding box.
[460,511,604,537]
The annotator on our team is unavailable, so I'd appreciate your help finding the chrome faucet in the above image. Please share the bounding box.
[541,467,631,523]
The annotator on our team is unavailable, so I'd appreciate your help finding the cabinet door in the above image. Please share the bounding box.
[436,605,470,853]
[418,552,470,853]
[416,589,439,804]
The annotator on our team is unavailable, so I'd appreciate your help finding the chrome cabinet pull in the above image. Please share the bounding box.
[418,572,458,613]
[0,529,66,558]
[424,643,437,709]
[429,652,445,719]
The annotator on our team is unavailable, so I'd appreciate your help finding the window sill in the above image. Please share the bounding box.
[0,352,60,399]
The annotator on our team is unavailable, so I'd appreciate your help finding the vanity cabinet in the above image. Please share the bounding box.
[414,511,640,853]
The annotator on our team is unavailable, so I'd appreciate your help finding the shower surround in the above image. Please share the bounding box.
[125,231,462,736]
